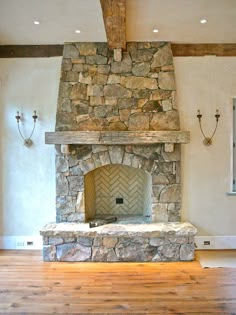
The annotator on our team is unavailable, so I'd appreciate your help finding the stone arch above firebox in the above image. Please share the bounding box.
[56,143,181,224]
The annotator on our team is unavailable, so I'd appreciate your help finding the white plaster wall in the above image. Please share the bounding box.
[0,57,62,236]
[0,56,236,238]
[174,57,236,236]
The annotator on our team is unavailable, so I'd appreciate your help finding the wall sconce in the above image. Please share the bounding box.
[197,109,220,146]
[15,110,38,147]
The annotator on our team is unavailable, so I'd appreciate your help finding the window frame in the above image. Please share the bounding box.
[233,98,236,192]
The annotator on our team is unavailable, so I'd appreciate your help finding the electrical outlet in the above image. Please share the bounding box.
[204,240,210,245]
[16,241,24,247]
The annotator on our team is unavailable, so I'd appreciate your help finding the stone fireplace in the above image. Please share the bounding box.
[40,41,197,262]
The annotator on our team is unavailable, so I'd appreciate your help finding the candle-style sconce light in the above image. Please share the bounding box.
[15,110,38,147]
[197,109,220,146]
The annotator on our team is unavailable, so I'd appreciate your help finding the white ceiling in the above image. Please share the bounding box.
[0,0,235,45]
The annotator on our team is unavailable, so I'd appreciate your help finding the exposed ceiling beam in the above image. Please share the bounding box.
[171,44,236,57]
[100,0,126,50]
[1,44,236,58]
[0,45,63,58]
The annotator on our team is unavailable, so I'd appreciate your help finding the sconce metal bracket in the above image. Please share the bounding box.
[197,110,220,146]
[15,110,38,147]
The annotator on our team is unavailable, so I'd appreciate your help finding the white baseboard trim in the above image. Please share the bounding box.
[195,236,236,250]
[0,235,235,250]
[0,236,42,250]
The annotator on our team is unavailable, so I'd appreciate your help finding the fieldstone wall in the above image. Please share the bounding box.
[55,42,181,223]
[57,42,178,132]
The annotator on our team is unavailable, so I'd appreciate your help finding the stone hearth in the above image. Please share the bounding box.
[41,41,197,262]
[41,222,196,262]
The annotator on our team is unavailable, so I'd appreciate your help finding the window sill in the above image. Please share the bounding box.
[226,192,236,196]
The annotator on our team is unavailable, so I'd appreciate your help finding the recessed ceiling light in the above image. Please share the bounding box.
[153,29,159,33]
[200,19,207,24]
[33,20,40,25]
[75,30,81,34]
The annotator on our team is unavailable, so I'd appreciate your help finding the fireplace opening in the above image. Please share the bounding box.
[84,164,152,223]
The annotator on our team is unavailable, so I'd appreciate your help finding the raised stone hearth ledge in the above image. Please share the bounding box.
[45,130,190,145]
[40,222,197,262]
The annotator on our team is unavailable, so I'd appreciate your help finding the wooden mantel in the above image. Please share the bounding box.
[45,130,190,145]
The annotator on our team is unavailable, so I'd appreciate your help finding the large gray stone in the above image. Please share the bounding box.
[149,237,166,246]
[56,196,76,215]
[43,245,56,262]
[150,111,179,130]
[158,243,180,261]
[151,89,171,100]
[180,244,195,261]
[78,236,93,247]
[56,173,69,195]
[78,73,92,84]
[67,176,84,194]
[97,65,110,74]
[111,52,132,73]
[132,62,150,76]
[58,98,72,112]
[70,83,88,100]
[56,243,91,261]
[70,165,83,176]
[129,113,150,130]
[56,156,69,173]
[118,98,137,109]
[103,237,118,248]
[58,82,72,98]
[56,112,78,131]
[78,118,109,131]
[108,121,128,131]
[107,74,121,84]
[104,84,132,98]
[94,106,106,118]
[133,145,157,159]
[49,237,64,246]
[93,74,108,85]
[160,184,181,203]
[61,58,72,71]
[67,213,85,222]
[159,72,176,90]
[122,76,158,90]
[80,158,95,173]
[99,151,111,165]
[115,238,155,261]
[152,203,168,222]
[97,43,108,56]
[108,145,124,164]
[76,43,97,56]
[86,55,107,65]
[151,44,173,68]
[66,71,80,82]
[63,44,79,58]
[92,247,117,262]
[130,49,154,62]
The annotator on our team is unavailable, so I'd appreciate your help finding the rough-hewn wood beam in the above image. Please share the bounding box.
[171,44,236,56]
[45,131,190,145]
[0,45,63,58]
[1,44,236,58]
[100,0,126,50]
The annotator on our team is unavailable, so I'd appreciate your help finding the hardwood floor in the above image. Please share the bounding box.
[0,250,236,315]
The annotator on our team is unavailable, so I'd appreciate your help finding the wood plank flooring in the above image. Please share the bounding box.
[0,250,236,315]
